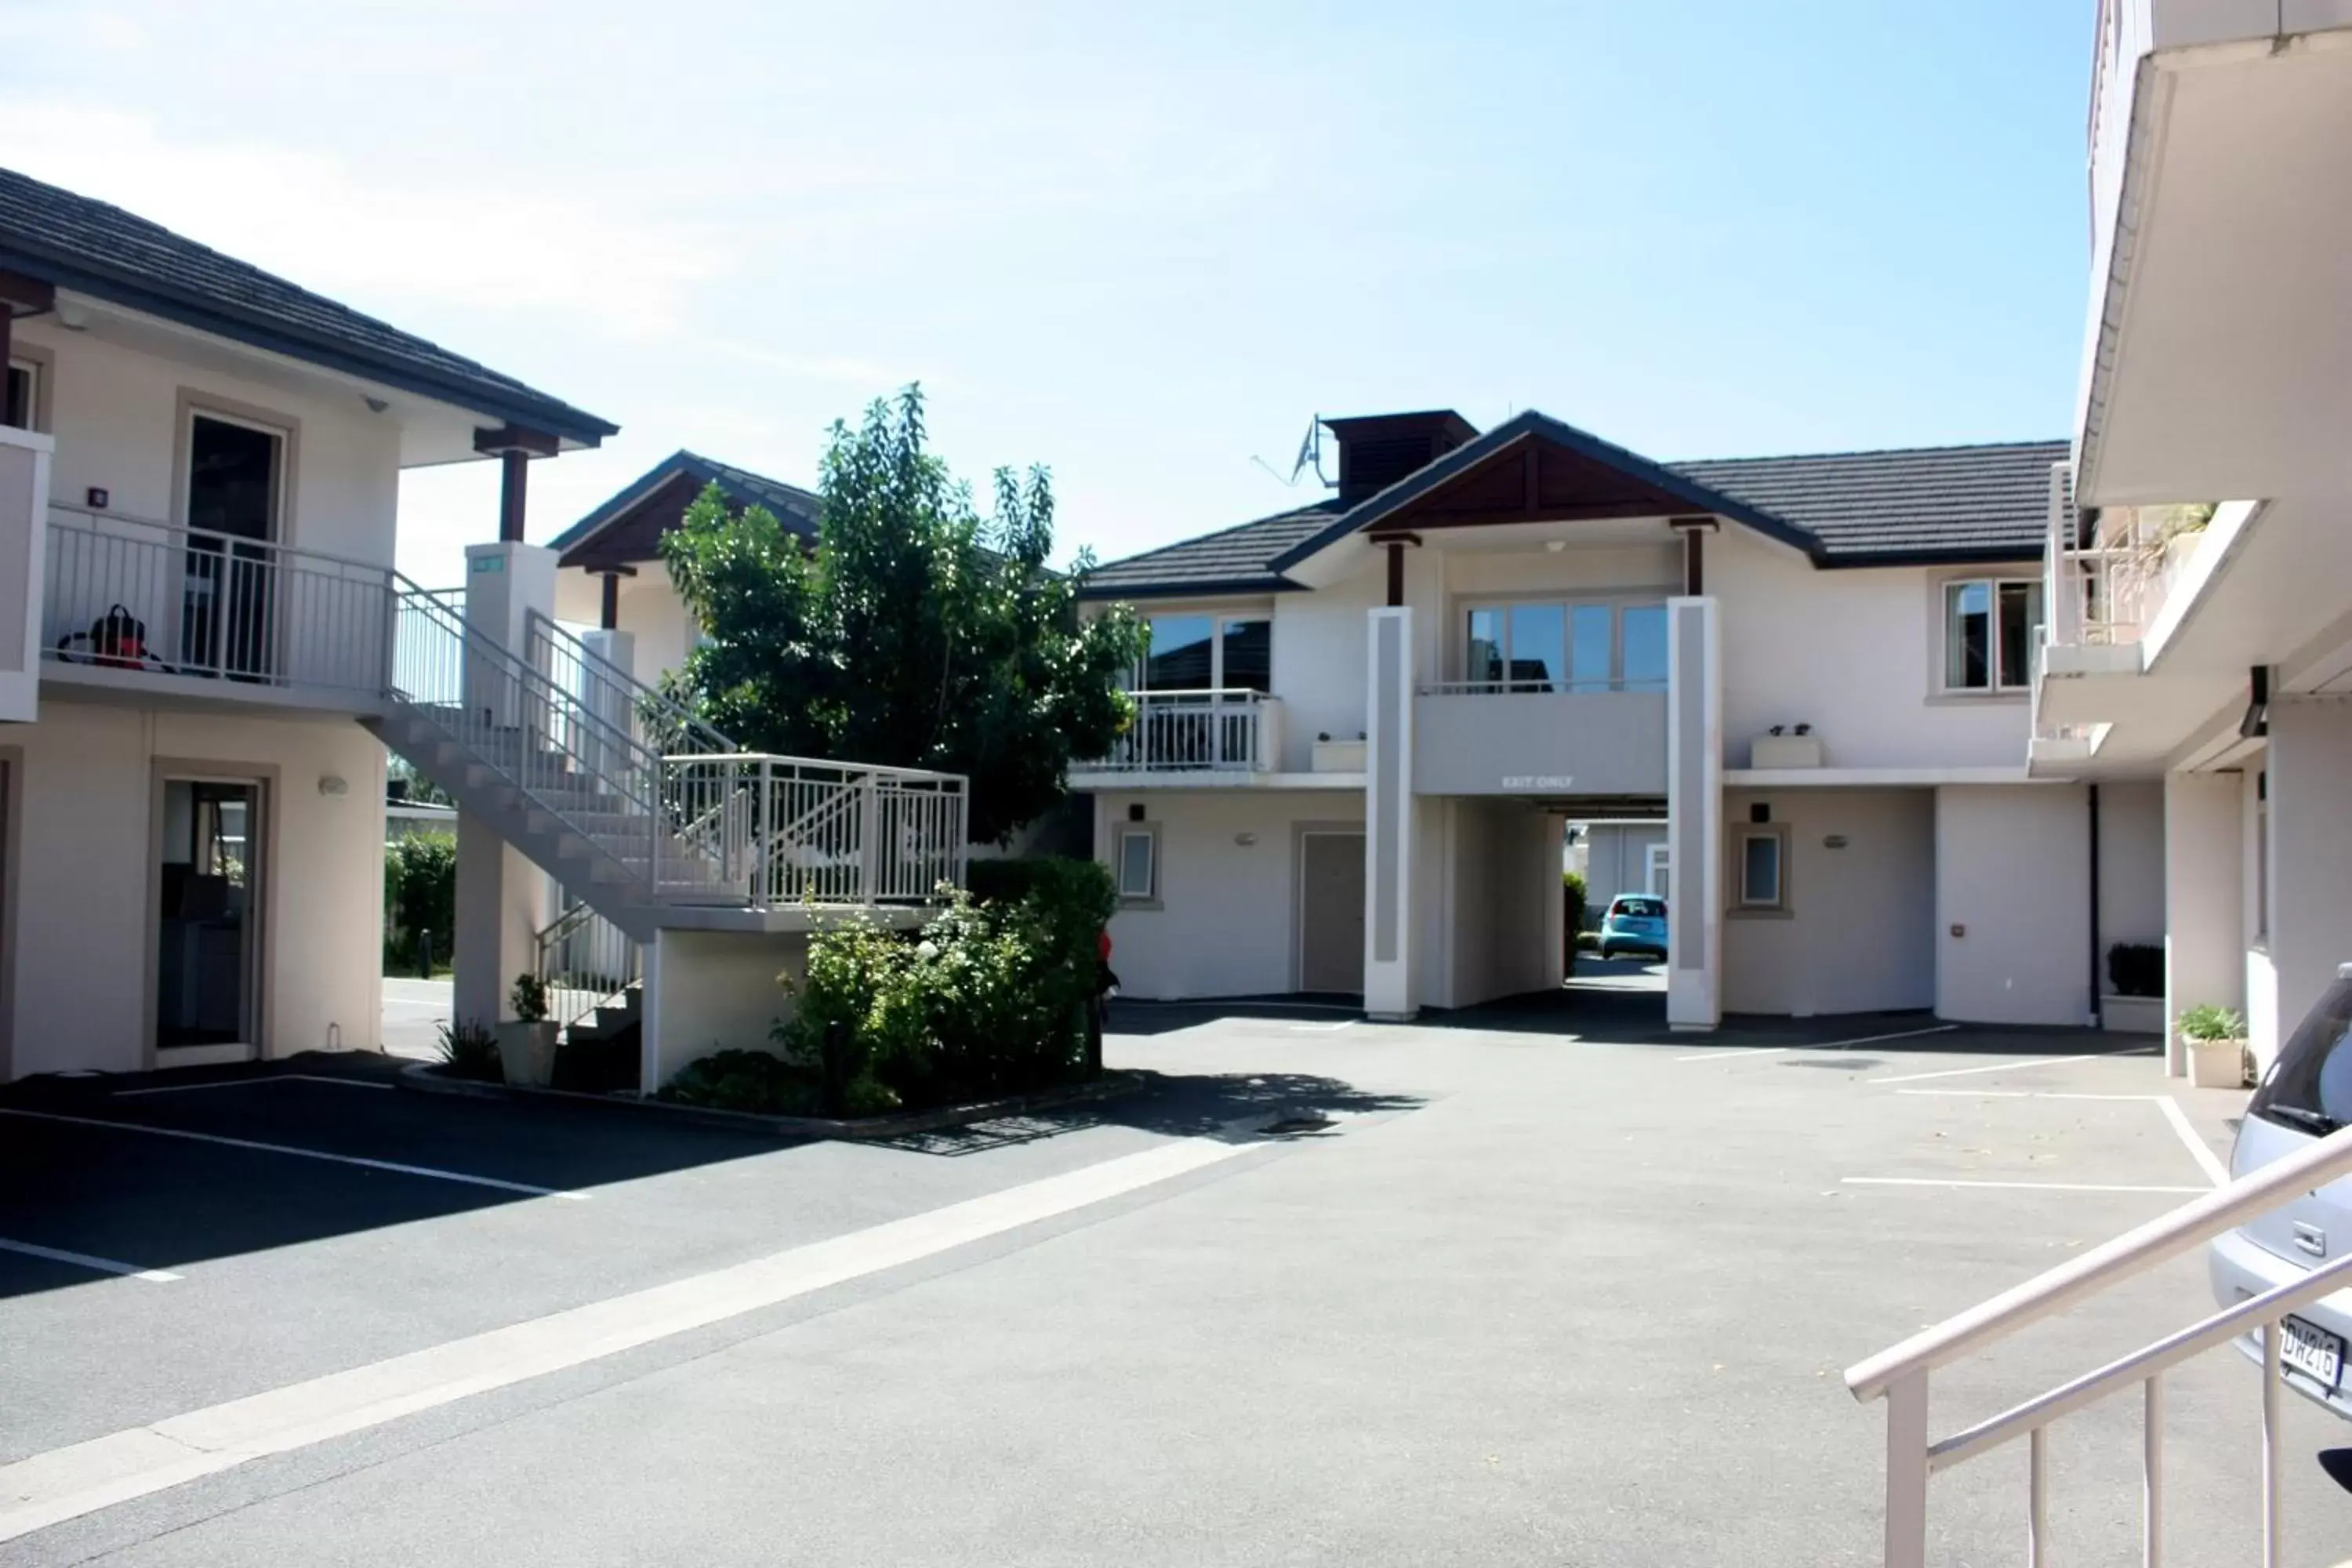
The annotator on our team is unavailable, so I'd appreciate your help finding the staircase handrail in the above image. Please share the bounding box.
[1846,1118,2352,1566]
[532,901,641,1031]
[524,608,740,758]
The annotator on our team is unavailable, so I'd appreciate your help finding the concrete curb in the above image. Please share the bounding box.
[395,1061,1149,1141]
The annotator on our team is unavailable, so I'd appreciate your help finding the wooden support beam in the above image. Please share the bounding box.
[499,449,529,543]
[473,424,561,458]
[0,270,56,315]
[600,571,622,630]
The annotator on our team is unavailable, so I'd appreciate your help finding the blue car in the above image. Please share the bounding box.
[1597,894,1668,960]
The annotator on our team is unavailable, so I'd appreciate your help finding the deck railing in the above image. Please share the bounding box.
[1846,1120,2352,1568]
[660,753,968,909]
[534,902,641,1033]
[1088,689,1280,773]
[42,504,394,691]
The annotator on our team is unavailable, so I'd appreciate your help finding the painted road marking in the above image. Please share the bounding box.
[114,1075,394,1098]
[0,1122,1278,1544]
[1887,1087,2230,1189]
[0,1109,585,1201]
[0,1237,180,1283]
[1842,1177,2209,1196]
[1868,1052,2109,1087]
[1675,1023,1960,1065]
[2154,1094,2230,1187]
[1289,1019,1358,1034]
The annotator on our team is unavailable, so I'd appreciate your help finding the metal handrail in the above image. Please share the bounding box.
[1090,688,1279,774]
[1846,1120,2352,1567]
[524,608,739,757]
[1417,677,1664,695]
[533,902,640,1033]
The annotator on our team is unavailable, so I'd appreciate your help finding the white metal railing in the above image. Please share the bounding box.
[534,902,640,1032]
[1846,1121,2352,1568]
[43,503,394,691]
[2042,468,2211,653]
[659,753,967,909]
[1089,689,1279,773]
[524,609,738,760]
[1419,675,1667,695]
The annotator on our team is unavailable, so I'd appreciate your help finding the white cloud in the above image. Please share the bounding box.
[0,103,732,338]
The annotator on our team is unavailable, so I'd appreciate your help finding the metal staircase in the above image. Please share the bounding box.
[363,579,968,946]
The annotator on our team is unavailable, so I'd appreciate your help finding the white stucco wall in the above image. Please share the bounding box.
[1430,797,1561,1009]
[1711,531,2036,771]
[641,927,808,1091]
[1935,783,2092,1026]
[2245,763,2281,1068]
[16,318,403,567]
[2165,770,2243,1069]
[1097,789,1363,1000]
[1721,787,1937,1017]
[3,698,386,1079]
[1583,822,1668,903]
[2096,779,2166,967]
[554,564,705,689]
[2263,701,2352,1069]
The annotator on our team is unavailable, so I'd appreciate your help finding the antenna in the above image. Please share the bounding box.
[1250,415,1332,488]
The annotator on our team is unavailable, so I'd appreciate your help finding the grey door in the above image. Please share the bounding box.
[1298,831,1367,996]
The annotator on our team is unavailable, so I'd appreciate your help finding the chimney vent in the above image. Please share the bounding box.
[1324,411,1479,506]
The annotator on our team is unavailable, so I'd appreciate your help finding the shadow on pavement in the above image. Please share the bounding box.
[875,1071,1426,1158]
[1105,996,1363,1038]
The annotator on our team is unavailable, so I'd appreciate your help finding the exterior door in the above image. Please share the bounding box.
[1298,830,1367,996]
[183,412,284,680]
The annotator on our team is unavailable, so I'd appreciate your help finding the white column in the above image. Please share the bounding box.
[579,626,637,790]
[1363,605,1417,1020]
[2263,701,2352,1075]
[1666,597,1722,1030]
[453,540,561,1031]
[2164,771,2243,1076]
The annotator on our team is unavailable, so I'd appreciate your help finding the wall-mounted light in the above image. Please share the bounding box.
[55,303,89,332]
[1823,834,1849,850]
[364,396,390,414]
[1234,832,1258,847]
[318,775,350,797]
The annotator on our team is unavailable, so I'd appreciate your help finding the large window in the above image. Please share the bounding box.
[1943,579,2042,693]
[1137,614,1269,692]
[1462,599,1668,691]
[1115,825,1159,902]
[1736,826,1789,913]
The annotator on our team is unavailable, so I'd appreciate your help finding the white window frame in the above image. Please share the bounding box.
[1460,595,1670,692]
[1644,843,1671,898]
[1114,823,1160,904]
[1135,612,1271,693]
[5,355,42,433]
[1734,826,1790,913]
[1940,576,2042,695]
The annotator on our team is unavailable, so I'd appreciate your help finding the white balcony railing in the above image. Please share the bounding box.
[1087,689,1281,774]
[43,504,394,693]
[661,753,970,909]
[1847,1121,2352,1568]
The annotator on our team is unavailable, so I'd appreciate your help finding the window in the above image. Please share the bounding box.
[2256,770,2269,944]
[1644,843,1671,898]
[1737,827,1788,911]
[1463,599,1668,691]
[1136,614,1269,692]
[3,358,37,431]
[1943,578,2042,692]
[1116,826,1158,902]
[2248,971,2352,1133]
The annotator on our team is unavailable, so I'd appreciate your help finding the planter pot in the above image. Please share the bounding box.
[1750,735,1823,769]
[2186,1036,2248,1090]
[498,1021,561,1088]
[1312,740,1367,773]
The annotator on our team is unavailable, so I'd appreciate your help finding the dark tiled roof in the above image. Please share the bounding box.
[1082,438,2068,596]
[551,449,818,568]
[0,164,615,445]
[1669,440,2071,564]
[1080,501,1341,597]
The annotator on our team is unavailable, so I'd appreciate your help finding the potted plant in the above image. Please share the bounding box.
[2177,1004,2249,1089]
[498,972,560,1088]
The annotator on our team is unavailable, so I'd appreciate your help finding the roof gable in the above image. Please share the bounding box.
[553,450,818,571]
[0,164,615,446]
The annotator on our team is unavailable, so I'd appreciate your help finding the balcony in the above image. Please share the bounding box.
[1412,680,1666,800]
[0,426,50,721]
[41,503,395,708]
[1069,689,1284,786]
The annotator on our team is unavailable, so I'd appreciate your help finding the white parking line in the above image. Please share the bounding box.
[0,1109,586,1200]
[1675,1023,1958,1064]
[2154,1094,2230,1187]
[1288,1019,1357,1033]
[1890,1087,2233,1189]
[0,1237,180,1283]
[1893,1089,2155,1101]
[1842,1177,2209,1195]
[113,1075,394,1098]
[1868,1052,2107,1087]
[0,1119,1278,1543]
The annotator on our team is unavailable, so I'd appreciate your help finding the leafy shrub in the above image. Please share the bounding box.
[1562,869,1588,936]
[772,914,924,1116]
[510,972,551,1023]
[1574,931,1601,953]
[2107,942,2163,999]
[383,833,457,970]
[659,1048,822,1115]
[2177,1004,2246,1043]
[435,1018,503,1082]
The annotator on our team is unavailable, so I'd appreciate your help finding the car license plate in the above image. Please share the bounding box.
[2279,1316,2344,1389]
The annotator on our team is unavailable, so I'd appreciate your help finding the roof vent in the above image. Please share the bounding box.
[1324,411,1478,506]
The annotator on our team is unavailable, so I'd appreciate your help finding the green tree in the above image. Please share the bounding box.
[659,387,1144,844]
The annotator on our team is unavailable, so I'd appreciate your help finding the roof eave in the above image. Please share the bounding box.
[0,245,618,447]
[1077,575,1304,602]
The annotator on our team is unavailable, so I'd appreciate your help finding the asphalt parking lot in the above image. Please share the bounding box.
[2,999,2343,1566]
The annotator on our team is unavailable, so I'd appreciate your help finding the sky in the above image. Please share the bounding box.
[0,2,2093,582]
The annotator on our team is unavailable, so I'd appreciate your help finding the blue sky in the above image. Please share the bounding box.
[1,2,2092,579]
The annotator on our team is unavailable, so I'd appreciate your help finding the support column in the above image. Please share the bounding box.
[1666,596,1722,1030]
[2164,771,2243,1076]
[1363,604,1417,1020]
[461,539,559,727]
[2261,700,2352,1075]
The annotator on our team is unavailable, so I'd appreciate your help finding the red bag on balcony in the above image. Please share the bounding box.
[91,604,147,670]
